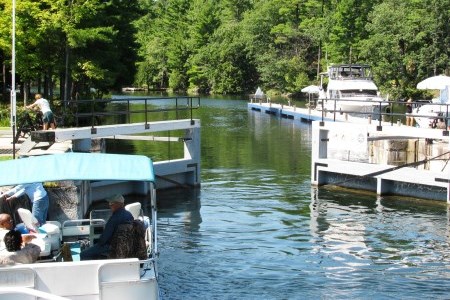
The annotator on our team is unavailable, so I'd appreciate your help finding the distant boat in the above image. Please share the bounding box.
[317,64,388,116]
[122,87,146,92]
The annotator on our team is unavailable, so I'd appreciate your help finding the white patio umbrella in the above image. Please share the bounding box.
[301,85,320,94]
[417,75,450,90]
[301,85,320,105]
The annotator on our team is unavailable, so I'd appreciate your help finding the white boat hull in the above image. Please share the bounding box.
[0,258,159,300]
[318,98,388,115]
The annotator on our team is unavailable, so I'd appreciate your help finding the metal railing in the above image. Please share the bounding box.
[317,98,450,133]
[64,96,200,128]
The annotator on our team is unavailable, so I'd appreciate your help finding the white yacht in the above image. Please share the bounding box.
[317,64,388,117]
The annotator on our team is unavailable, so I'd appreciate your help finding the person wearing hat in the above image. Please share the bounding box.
[80,194,133,260]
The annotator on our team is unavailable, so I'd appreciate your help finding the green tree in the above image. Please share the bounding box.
[0,0,143,104]
[240,0,311,94]
[326,0,380,64]
[359,0,448,98]
[135,0,191,92]
[186,0,256,94]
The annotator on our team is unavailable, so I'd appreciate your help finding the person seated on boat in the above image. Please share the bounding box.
[80,194,133,260]
[0,190,32,226]
[0,213,14,249]
[0,183,49,228]
[0,213,40,247]
[0,229,40,265]
[431,118,446,129]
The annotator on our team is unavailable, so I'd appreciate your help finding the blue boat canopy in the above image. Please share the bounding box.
[0,153,155,186]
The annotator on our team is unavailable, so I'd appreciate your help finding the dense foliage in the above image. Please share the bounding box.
[0,0,141,102]
[0,0,448,103]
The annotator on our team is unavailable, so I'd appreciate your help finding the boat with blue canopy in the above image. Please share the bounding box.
[0,152,160,300]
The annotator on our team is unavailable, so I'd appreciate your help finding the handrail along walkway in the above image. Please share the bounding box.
[65,96,200,131]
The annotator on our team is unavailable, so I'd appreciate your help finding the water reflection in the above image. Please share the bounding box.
[115,95,450,299]
[309,187,450,298]
[158,188,202,234]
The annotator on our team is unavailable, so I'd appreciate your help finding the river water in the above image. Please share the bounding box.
[110,96,450,299]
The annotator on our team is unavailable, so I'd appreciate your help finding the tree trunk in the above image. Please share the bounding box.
[2,61,7,103]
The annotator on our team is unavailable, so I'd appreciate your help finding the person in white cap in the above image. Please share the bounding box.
[80,194,133,260]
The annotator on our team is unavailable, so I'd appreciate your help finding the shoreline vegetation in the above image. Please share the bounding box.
[0,0,447,109]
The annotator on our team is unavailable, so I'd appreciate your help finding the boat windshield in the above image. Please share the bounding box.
[329,65,373,80]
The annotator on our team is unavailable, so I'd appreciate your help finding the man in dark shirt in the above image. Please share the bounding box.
[80,194,133,260]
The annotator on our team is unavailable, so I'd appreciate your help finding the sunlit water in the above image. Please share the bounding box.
[110,96,450,299]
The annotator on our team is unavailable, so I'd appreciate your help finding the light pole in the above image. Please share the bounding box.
[11,0,16,158]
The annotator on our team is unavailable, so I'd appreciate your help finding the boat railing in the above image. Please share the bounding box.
[319,97,450,133]
[63,96,200,128]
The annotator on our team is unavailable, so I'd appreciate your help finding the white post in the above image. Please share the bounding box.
[448,136,450,203]
[11,0,17,158]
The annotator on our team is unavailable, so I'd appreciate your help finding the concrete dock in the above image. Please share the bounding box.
[248,101,450,202]
[311,121,450,202]
[248,101,387,124]
[0,118,201,191]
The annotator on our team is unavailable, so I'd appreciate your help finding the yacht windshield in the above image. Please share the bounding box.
[329,65,373,80]
[341,90,378,97]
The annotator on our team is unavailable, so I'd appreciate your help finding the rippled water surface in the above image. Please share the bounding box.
[113,97,450,299]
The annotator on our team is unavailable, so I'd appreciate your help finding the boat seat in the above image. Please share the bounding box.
[62,219,91,239]
[89,209,110,246]
[62,218,105,248]
[125,202,150,231]
[17,208,39,233]
[109,220,147,260]
[125,202,142,220]
[17,209,61,254]
[124,203,151,253]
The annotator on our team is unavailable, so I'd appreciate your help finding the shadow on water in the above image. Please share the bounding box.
[157,188,203,232]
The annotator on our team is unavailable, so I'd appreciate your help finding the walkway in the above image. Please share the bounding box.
[0,129,72,157]
[0,129,18,156]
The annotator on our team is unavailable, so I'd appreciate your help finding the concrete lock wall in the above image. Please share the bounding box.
[311,121,450,202]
